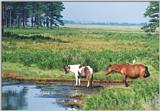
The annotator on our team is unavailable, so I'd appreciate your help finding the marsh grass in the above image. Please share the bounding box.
[83,79,159,110]
[3,48,155,72]
[2,26,159,110]
[2,62,74,79]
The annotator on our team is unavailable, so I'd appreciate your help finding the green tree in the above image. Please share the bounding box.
[2,2,65,29]
[45,2,65,28]
[3,2,14,28]
[142,1,159,33]
[14,2,30,28]
[34,2,46,29]
[2,2,31,28]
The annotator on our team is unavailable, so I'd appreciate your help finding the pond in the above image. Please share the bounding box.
[2,80,113,110]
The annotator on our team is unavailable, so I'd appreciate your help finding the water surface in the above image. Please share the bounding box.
[2,80,108,110]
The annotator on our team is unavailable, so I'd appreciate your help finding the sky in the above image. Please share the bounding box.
[62,2,149,23]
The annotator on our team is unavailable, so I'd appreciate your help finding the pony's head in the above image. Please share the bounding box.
[64,65,70,74]
[105,64,112,75]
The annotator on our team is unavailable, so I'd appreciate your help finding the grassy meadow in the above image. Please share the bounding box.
[2,25,159,110]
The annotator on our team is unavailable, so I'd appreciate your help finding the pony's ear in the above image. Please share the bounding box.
[108,64,112,67]
[79,65,82,68]
[68,65,70,69]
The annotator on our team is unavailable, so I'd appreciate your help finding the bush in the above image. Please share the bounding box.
[83,80,159,110]
[2,48,154,71]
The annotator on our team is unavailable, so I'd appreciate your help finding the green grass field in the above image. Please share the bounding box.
[2,25,159,110]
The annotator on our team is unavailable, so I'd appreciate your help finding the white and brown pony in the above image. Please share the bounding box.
[64,64,93,87]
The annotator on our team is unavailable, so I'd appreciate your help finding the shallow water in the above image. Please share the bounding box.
[2,80,113,110]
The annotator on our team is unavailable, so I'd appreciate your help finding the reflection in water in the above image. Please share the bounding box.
[2,85,28,110]
[2,81,106,110]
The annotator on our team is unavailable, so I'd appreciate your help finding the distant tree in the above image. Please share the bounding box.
[28,2,36,27]
[34,2,46,29]
[2,2,65,29]
[141,1,159,33]
[2,2,5,35]
[45,2,65,28]
[3,2,14,27]
[13,2,24,27]
[2,2,30,28]
[15,2,30,28]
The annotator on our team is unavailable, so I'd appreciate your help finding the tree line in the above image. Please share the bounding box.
[2,1,159,34]
[2,2,65,29]
[142,1,159,33]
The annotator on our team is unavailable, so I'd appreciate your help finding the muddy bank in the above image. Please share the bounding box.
[2,76,132,84]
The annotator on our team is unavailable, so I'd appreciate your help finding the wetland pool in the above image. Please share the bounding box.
[2,80,118,110]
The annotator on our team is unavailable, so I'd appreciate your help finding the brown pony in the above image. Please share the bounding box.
[105,64,150,87]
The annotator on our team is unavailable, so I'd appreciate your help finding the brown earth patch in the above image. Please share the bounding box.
[64,100,82,108]
[2,75,132,84]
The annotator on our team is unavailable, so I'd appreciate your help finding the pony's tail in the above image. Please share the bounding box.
[89,74,93,87]
[144,66,150,78]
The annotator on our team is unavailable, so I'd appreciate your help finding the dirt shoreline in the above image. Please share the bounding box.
[2,76,132,84]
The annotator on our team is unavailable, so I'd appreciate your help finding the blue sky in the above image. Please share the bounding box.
[62,2,149,23]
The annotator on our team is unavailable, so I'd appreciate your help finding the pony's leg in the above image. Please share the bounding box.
[86,75,90,87]
[75,76,78,86]
[124,76,129,87]
[89,74,93,87]
[78,78,81,86]
[122,75,129,87]
[87,80,90,87]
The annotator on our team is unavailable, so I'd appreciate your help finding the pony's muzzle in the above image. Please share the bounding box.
[144,72,150,78]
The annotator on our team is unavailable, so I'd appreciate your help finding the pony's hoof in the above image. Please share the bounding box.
[87,86,92,88]
[76,85,81,87]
